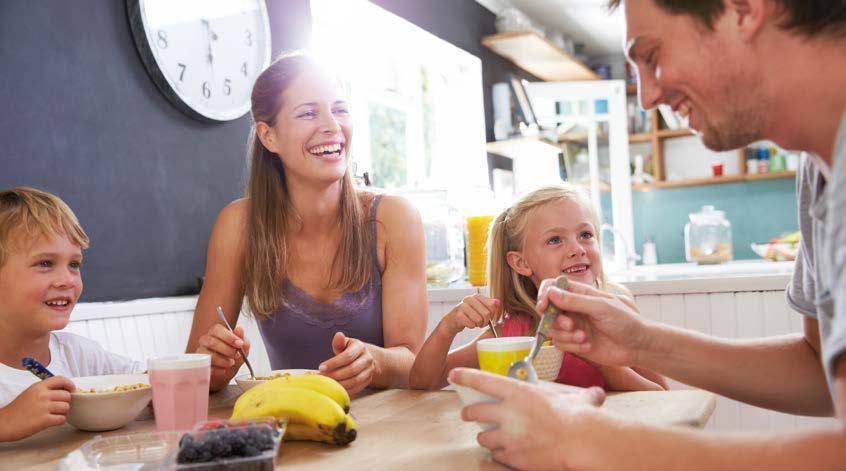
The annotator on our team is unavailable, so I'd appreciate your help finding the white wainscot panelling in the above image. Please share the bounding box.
[634,290,838,432]
[64,296,272,379]
[426,287,485,350]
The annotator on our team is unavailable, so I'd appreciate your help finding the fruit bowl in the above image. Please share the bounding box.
[234,369,318,393]
[67,373,152,431]
[750,242,798,261]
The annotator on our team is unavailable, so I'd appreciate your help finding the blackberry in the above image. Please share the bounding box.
[177,444,199,464]
[176,422,278,467]
[179,434,194,448]
[242,444,260,457]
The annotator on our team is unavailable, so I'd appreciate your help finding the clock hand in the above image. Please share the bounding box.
[201,19,213,67]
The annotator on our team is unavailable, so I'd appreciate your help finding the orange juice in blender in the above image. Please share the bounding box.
[466,214,494,286]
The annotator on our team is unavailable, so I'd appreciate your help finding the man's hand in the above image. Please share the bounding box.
[539,279,653,367]
[451,368,606,470]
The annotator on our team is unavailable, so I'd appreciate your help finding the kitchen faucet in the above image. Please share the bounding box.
[601,224,640,271]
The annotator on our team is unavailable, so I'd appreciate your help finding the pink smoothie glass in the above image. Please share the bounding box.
[148,353,211,431]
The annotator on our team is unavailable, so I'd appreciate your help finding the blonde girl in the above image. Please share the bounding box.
[410,184,666,391]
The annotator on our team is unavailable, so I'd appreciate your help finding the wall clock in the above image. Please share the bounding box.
[127,0,271,122]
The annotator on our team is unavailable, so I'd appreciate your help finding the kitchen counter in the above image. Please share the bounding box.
[608,260,794,296]
[428,260,795,300]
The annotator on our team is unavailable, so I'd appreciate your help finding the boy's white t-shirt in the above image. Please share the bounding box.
[0,331,144,407]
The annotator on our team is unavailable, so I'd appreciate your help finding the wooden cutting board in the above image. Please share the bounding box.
[603,390,716,427]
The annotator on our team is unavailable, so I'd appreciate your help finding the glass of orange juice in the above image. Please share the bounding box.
[466,214,494,286]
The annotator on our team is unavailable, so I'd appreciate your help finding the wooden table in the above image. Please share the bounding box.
[2,386,715,470]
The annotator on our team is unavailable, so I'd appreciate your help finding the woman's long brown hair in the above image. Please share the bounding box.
[243,51,371,318]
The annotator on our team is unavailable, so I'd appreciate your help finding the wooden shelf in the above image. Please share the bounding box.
[628,133,653,143]
[632,171,796,191]
[743,171,796,181]
[656,128,694,138]
[557,129,608,145]
[485,137,561,160]
[481,31,600,82]
[629,127,694,142]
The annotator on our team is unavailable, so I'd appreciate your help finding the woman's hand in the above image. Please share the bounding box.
[196,324,251,389]
[451,368,607,470]
[0,376,76,442]
[538,279,651,367]
[444,294,500,335]
[319,332,376,395]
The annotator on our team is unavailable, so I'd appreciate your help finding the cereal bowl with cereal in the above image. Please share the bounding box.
[234,369,318,393]
[68,373,152,431]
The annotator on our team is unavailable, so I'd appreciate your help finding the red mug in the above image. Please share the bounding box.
[711,162,724,177]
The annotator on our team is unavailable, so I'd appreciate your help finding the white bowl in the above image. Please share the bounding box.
[68,373,152,432]
[448,376,583,430]
[234,369,318,393]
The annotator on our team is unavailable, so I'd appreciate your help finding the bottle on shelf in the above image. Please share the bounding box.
[642,236,658,266]
[756,148,770,174]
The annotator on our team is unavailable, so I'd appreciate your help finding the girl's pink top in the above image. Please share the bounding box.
[501,314,607,390]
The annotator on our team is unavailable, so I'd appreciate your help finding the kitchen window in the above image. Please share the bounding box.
[310,0,489,200]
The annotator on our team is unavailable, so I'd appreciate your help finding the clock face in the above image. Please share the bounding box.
[128,0,271,122]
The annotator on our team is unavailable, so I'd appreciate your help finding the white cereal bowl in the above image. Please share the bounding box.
[447,377,500,430]
[448,376,583,430]
[67,373,152,432]
[234,369,319,393]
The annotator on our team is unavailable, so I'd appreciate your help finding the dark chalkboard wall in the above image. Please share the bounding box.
[0,0,511,301]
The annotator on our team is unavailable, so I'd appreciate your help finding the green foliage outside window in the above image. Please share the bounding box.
[369,104,407,189]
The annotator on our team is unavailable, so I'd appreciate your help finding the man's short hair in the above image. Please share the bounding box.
[607,0,846,38]
[0,187,89,267]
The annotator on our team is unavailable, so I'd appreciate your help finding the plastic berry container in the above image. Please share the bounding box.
[170,418,286,471]
[58,431,183,470]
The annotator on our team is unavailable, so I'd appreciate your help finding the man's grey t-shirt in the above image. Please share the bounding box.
[787,114,846,397]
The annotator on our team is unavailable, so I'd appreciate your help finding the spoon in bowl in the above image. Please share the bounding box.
[215,306,255,380]
[506,276,569,383]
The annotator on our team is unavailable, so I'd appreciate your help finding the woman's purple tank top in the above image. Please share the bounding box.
[256,195,384,370]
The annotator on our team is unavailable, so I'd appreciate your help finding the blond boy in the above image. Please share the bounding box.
[0,187,142,441]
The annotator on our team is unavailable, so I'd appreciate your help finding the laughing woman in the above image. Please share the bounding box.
[186,52,427,394]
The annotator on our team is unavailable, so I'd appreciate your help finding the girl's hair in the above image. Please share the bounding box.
[0,187,89,268]
[242,50,370,318]
[487,184,614,324]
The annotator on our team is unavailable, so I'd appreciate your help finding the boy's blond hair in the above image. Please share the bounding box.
[487,184,625,327]
[0,187,89,267]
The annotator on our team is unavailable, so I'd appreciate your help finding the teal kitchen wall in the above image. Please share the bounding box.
[629,178,798,264]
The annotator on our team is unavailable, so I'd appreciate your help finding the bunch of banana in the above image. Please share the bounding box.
[231,374,357,445]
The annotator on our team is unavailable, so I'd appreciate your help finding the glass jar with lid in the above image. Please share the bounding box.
[684,205,733,264]
[400,190,466,287]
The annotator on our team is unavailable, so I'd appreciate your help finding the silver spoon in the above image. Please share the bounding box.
[488,319,499,338]
[216,305,255,380]
[507,276,569,383]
